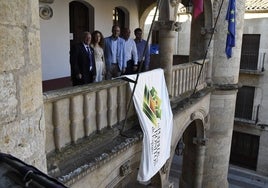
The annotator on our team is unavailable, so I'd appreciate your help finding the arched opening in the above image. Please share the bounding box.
[170,119,206,187]
[140,3,193,71]
[69,1,94,48]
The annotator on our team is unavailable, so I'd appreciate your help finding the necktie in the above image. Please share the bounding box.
[87,46,93,70]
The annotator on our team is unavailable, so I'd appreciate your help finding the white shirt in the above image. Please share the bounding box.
[124,38,138,65]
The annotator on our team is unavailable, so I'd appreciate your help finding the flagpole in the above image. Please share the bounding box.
[191,0,225,96]
[120,0,161,135]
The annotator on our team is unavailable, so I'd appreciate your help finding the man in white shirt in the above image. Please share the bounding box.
[122,28,138,74]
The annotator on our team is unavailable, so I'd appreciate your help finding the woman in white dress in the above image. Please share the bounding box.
[91,30,105,82]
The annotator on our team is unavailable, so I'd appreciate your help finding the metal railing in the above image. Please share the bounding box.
[240,52,266,72]
[235,104,260,124]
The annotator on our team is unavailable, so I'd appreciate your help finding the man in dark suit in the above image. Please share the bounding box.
[70,32,96,86]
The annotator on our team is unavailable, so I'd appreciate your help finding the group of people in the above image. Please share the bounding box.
[70,25,150,86]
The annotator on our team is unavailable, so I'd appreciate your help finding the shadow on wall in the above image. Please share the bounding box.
[150,54,190,70]
[42,55,190,92]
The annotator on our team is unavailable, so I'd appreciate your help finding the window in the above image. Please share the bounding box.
[240,34,260,70]
[235,86,255,120]
[113,7,127,29]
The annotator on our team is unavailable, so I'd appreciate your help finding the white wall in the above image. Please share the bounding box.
[243,17,268,125]
[40,0,139,81]
[40,1,70,81]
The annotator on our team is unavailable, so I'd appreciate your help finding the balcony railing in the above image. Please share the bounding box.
[171,59,208,98]
[240,52,266,73]
[235,104,260,124]
[43,80,135,154]
[43,60,209,154]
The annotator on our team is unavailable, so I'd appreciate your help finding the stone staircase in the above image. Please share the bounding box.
[169,155,268,188]
[228,165,268,188]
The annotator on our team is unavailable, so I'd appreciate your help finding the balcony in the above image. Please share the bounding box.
[43,60,209,185]
[234,104,260,126]
[240,52,266,75]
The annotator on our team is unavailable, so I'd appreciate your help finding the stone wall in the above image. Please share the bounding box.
[0,1,46,172]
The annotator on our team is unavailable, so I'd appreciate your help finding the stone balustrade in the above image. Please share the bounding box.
[43,80,133,154]
[171,60,209,98]
[43,61,208,155]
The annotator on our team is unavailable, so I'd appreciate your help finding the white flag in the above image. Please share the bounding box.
[124,69,173,182]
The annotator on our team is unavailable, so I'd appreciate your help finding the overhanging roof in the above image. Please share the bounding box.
[246,0,268,13]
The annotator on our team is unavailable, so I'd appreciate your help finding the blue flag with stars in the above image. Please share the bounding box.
[225,0,236,58]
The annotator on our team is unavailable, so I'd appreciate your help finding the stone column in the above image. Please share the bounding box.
[193,137,206,188]
[202,0,245,187]
[158,26,177,95]
[180,135,206,188]
[155,0,180,95]
[0,1,46,172]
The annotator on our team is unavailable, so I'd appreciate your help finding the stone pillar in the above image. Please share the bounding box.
[155,0,180,95]
[158,27,177,95]
[180,135,206,188]
[0,1,46,172]
[193,137,206,188]
[202,0,245,187]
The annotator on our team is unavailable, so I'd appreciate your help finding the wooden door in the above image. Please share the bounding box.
[69,1,94,46]
[230,131,259,170]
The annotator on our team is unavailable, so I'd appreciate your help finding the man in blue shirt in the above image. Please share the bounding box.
[134,28,150,72]
[104,25,126,79]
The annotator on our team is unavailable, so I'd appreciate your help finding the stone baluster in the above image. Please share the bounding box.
[69,96,78,143]
[83,94,90,137]
[52,101,61,151]
[96,90,107,132]
[107,87,118,128]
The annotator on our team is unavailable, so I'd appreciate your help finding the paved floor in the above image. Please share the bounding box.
[169,154,268,188]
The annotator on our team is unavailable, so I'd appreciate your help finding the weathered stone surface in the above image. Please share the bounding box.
[0,26,24,72]
[30,0,40,29]
[19,69,43,114]
[28,31,42,67]
[0,109,46,172]
[0,1,46,172]
[0,73,17,125]
[0,0,28,26]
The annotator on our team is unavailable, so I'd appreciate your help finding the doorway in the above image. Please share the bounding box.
[69,1,94,48]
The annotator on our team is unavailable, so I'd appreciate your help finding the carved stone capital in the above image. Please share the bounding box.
[154,21,181,32]
[190,109,206,122]
[193,137,208,146]
[120,160,131,176]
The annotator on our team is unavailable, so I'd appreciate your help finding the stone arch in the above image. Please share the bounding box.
[139,3,156,31]
[165,108,208,188]
[179,118,207,188]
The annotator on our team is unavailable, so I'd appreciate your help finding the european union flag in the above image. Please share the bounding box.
[225,0,236,59]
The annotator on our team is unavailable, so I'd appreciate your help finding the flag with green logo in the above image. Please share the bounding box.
[124,69,173,182]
